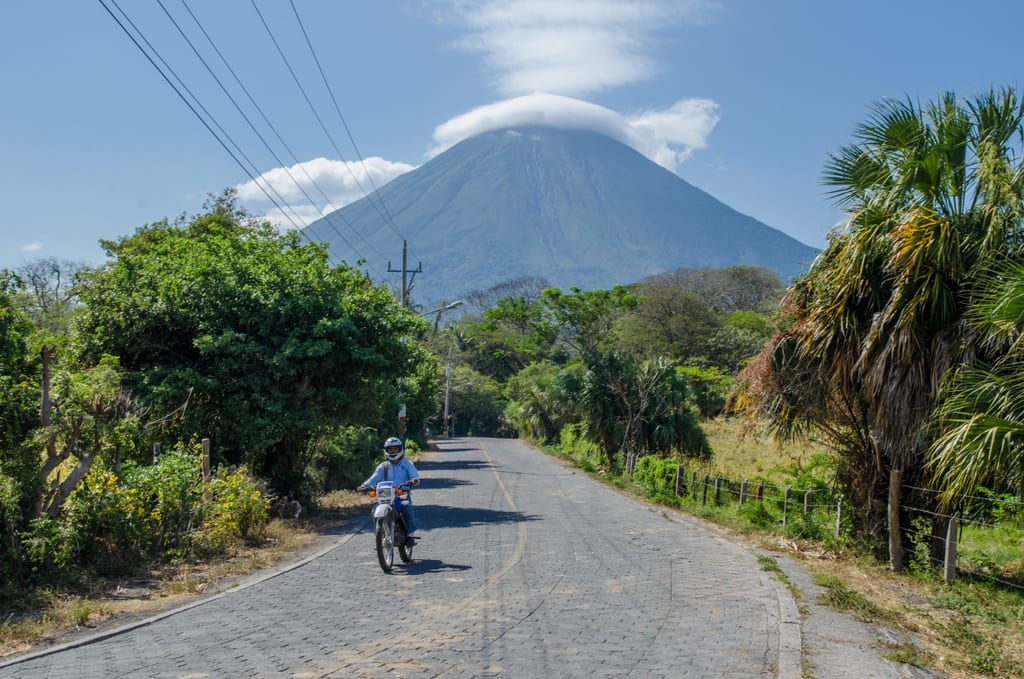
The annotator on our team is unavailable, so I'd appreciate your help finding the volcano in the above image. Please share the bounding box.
[306,126,817,308]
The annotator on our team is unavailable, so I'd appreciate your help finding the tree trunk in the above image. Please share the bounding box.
[888,468,905,571]
[44,447,98,517]
[40,347,54,427]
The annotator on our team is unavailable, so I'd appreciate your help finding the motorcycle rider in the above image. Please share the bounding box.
[358,436,420,545]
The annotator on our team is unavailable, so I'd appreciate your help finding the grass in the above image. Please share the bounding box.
[698,417,834,487]
[757,555,789,584]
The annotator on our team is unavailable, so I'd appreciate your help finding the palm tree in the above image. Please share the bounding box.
[739,88,1024,569]
[929,260,1024,505]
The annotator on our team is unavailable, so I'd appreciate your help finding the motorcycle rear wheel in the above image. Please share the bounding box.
[375,518,394,572]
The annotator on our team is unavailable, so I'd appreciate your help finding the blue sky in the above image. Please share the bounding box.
[2,1,1021,277]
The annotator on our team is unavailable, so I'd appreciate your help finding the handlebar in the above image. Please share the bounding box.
[357,480,419,493]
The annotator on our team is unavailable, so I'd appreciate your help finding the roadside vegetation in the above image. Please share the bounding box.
[2,86,1024,678]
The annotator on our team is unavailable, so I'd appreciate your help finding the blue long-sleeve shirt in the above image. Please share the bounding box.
[363,458,420,500]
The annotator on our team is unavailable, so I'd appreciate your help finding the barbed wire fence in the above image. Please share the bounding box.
[661,463,1024,593]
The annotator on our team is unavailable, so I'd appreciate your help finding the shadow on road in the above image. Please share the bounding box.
[400,559,472,575]
[418,504,539,529]
[419,477,472,490]
[416,459,492,471]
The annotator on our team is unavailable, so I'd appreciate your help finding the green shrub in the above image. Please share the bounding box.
[62,469,146,574]
[307,426,380,492]
[633,456,682,504]
[121,447,202,558]
[194,466,270,554]
[19,515,77,581]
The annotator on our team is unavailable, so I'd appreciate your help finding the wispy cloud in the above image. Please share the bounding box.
[237,1,720,227]
[235,157,415,229]
[21,242,44,253]
[430,93,719,173]
[446,0,716,97]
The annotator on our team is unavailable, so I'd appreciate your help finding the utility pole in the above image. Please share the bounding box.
[387,240,422,309]
[443,351,452,438]
[388,240,421,442]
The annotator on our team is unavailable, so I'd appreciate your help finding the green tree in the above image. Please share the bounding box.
[928,260,1024,504]
[14,258,88,336]
[444,365,506,436]
[581,352,709,470]
[618,267,780,369]
[0,272,39,579]
[0,271,36,454]
[74,192,426,497]
[504,361,581,442]
[737,88,1024,569]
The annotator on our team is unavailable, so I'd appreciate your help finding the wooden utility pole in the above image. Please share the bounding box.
[387,240,422,309]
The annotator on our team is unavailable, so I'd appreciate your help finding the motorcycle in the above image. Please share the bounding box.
[366,481,415,572]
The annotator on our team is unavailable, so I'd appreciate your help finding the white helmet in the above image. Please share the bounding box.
[384,436,404,462]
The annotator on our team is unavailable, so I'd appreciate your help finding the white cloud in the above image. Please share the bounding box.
[430,93,719,173]
[21,242,44,253]
[447,0,716,97]
[235,157,416,230]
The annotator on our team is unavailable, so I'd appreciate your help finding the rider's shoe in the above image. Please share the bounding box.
[404,535,417,547]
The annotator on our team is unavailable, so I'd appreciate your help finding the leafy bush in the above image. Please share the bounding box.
[194,466,270,554]
[633,456,682,504]
[307,426,380,493]
[19,515,77,582]
[120,448,202,558]
[0,472,22,580]
[558,424,603,472]
[62,469,146,575]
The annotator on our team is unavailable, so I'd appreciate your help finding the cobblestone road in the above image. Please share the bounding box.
[2,438,798,678]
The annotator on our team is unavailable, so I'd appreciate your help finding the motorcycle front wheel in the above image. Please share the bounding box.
[375,517,394,572]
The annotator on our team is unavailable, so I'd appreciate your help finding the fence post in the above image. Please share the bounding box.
[714,477,722,505]
[783,486,792,526]
[675,465,683,496]
[739,480,748,505]
[202,438,212,503]
[691,471,698,499]
[756,481,764,502]
[835,494,844,537]
[702,474,710,505]
[152,442,161,465]
[943,514,959,585]
[804,489,812,514]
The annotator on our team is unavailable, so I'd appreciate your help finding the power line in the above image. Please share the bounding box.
[250,0,420,266]
[288,0,406,242]
[176,0,389,269]
[158,0,382,272]
[98,0,343,266]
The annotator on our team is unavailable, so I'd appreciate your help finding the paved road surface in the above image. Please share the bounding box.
[2,437,800,678]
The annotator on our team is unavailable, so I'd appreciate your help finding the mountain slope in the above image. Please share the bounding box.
[306,126,818,307]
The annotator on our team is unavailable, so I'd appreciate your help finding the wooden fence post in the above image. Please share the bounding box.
[702,474,710,505]
[152,442,161,465]
[888,468,905,572]
[690,471,698,499]
[202,438,212,502]
[756,481,765,502]
[835,494,844,537]
[739,480,748,505]
[675,465,683,496]
[714,477,722,505]
[943,514,959,585]
[804,489,812,514]
[783,486,792,526]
